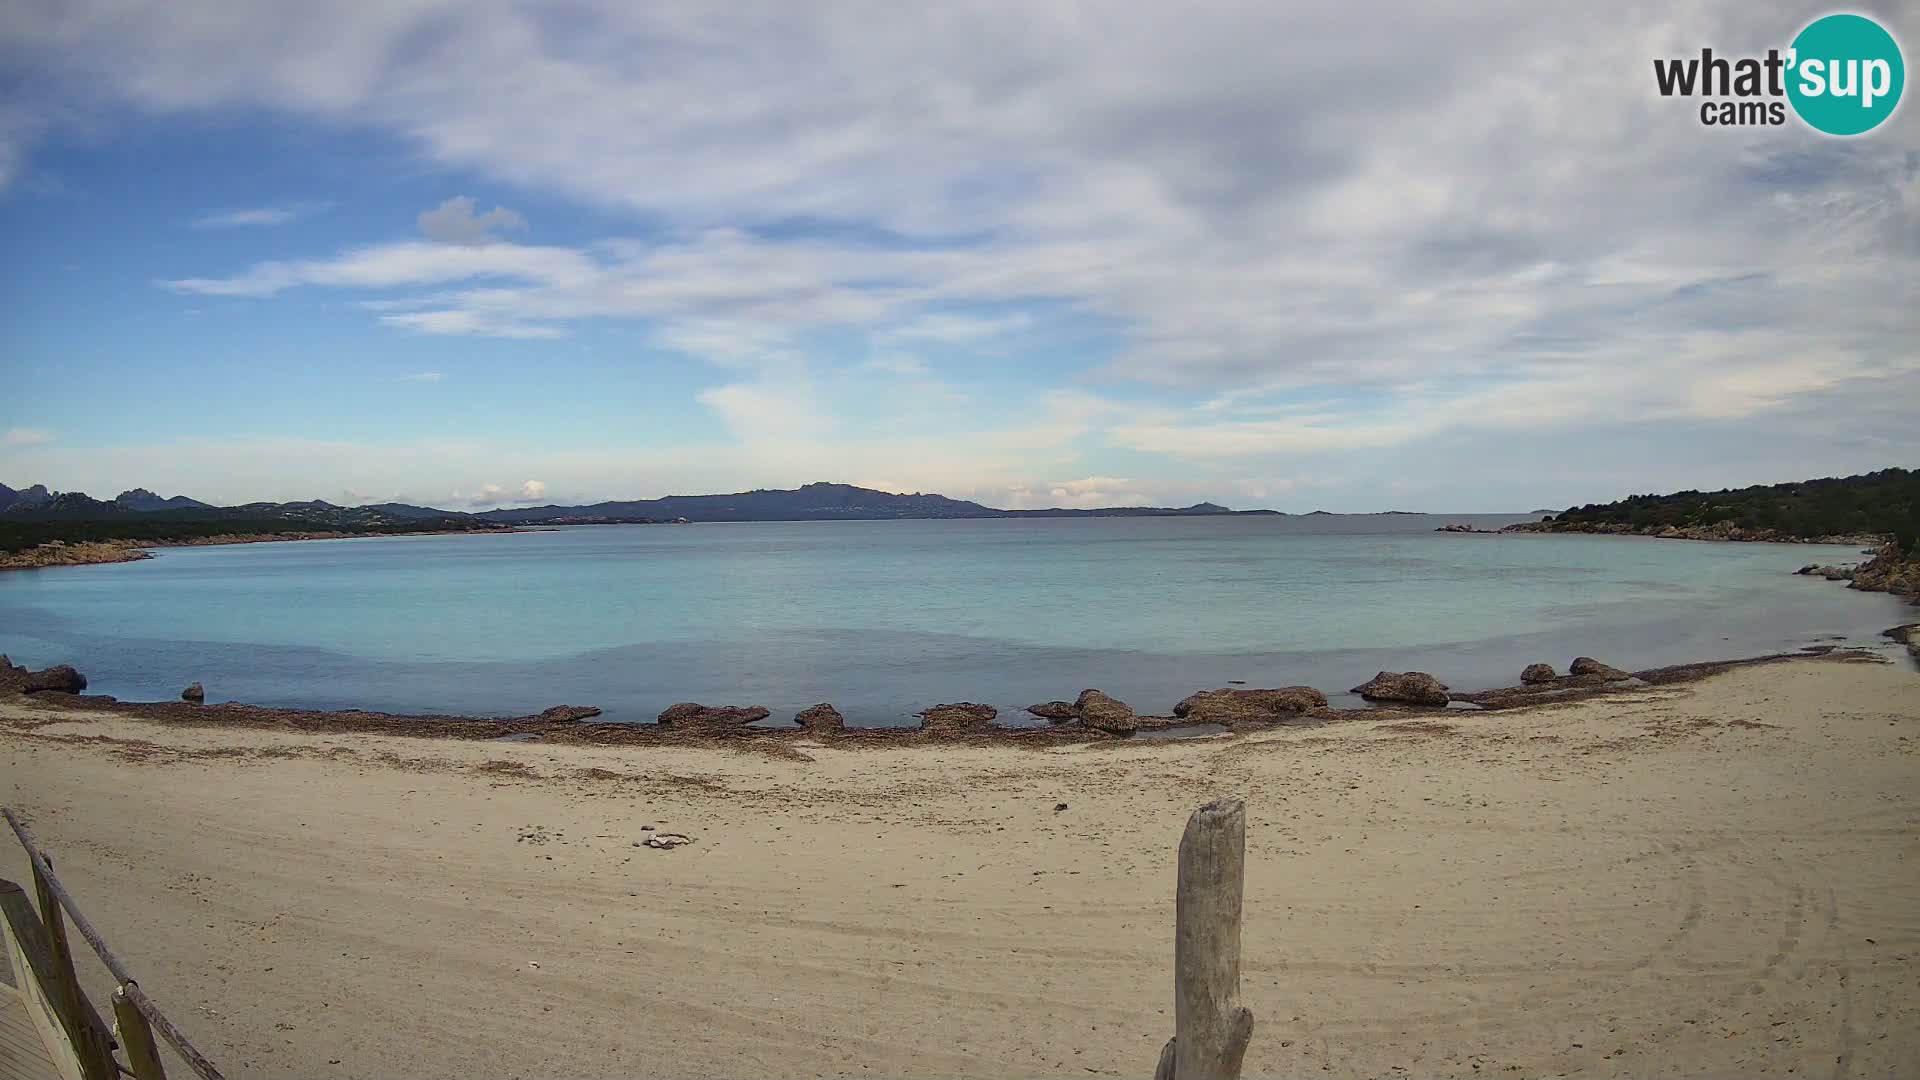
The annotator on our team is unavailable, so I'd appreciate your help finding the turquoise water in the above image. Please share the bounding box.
[0,516,1906,725]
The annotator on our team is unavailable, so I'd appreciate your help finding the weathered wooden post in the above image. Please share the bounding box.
[1154,798,1253,1080]
[114,984,170,1080]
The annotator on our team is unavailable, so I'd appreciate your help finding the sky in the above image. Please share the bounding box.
[1,1,1916,513]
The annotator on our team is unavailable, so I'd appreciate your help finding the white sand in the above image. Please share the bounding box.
[2,656,1917,1078]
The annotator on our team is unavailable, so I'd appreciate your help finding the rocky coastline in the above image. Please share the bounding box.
[1795,544,1920,662]
[1500,519,1885,545]
[2,644,1892,752]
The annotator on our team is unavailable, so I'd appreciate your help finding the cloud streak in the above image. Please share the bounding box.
[191,202,327,228]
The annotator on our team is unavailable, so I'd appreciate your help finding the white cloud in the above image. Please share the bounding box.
[451,479,553,508]
[417,196,527,246]
[191,203,325,228]
[2,427,53,447]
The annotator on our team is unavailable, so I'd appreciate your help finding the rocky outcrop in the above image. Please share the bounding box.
[1074,689,1138,735]
[1349,671,1450,706]
[21,664,87,694]
[1026,700,1079,722]
[918,702,996,736]
[182,682,205,703]
[1568,656,1631,681]
[1844,545,1920,603]
[794,703,845,734]
[1520,662,1557,685]
[0,540,153,571]
[656,702,770,733]
[1173,686,1327,724]
[537,705,602,722]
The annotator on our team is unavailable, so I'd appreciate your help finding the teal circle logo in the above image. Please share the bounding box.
[1787,13,1905,136]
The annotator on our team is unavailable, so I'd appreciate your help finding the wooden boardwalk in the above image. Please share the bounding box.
[0,986,59,1080]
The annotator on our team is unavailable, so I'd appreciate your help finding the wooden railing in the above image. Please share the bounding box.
[2,807,225,1080]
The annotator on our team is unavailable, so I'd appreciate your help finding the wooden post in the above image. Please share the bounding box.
[114,985,169,1080]
[32,854,105,1079]
[1154,798,1253,1080]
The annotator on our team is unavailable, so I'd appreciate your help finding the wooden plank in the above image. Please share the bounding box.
[0,943,70,1080]
[1154,799,1254,1080]
[0,986,61,1080]
[25,869,79,1074]
[112,988,166,1080]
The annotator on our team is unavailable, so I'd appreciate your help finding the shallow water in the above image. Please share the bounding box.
[0,516,1904,725]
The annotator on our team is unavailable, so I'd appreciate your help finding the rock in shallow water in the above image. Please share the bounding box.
[1173,686,1327,723]
[1520,663,1557,685]
[1074,689,1138,735]
[182,681,205,702]
[538,704,601,722]
[1568,656,1632,680]
[657,702,770,732]
[794,703,845,734]
[918,702,996,736]
[1349,671,1451,706]
[1026,700,1079,722]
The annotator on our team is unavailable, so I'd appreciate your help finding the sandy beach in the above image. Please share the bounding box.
[2,655,1917,1079]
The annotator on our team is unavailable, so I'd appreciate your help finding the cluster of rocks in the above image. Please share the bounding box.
[652,701,845,735]
[1024,689,1141,734]
[1450,656,1643,709]
[1433,523,1494,534]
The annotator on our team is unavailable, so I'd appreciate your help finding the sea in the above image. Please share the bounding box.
[0,515,1908,726]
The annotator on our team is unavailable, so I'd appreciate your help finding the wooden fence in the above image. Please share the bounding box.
[2,807,224,1080]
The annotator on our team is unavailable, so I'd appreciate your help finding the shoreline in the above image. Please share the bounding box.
[2,644,1901,751]
[3,654,1915,1077]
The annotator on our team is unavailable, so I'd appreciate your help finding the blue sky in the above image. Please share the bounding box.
[2,1,1916,511]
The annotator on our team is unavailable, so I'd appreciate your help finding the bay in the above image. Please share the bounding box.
[0,515,1905,725]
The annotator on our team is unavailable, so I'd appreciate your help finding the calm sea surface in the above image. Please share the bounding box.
[0,516,1907,725]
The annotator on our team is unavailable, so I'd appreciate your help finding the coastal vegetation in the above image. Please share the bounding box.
[1512,467,1920,551]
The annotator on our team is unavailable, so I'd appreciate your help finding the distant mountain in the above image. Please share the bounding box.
[471,483,1280,524]
[8,491,119,518]
[474,482,1002,524]
[0,484,52,513]
[1005,501,1281,518]
[362,502,476,520]
[3,479,1281,526]
[113,488,213,512]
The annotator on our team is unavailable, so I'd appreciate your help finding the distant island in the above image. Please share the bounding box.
[461,483,1283,524]
[0,480,1290,567]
